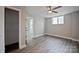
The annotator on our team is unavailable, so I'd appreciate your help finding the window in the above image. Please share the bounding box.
[52,16,64,24]
[58,16,64,24]
[52,17,58,24]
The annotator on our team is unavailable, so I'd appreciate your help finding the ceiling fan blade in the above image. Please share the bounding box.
[52,6,62,10]
[52,11,58,13]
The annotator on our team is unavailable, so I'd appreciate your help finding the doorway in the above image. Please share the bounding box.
[5,7,19,52]
[25,17,34,46]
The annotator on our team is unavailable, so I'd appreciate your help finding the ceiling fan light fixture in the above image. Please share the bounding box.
[48,10,52,13]
[47,6,62,13]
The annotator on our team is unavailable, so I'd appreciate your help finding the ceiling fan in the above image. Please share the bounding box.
[47,6,62,13]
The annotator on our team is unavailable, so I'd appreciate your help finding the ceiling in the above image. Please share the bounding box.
[26,6,79,18]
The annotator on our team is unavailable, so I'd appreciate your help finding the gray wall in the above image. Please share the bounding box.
[0,7,4,53]
[72,12,79,39]
[33,16,45,38]
[45,11,79,40]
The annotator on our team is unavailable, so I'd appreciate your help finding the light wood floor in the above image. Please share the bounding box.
[10,35,79,53]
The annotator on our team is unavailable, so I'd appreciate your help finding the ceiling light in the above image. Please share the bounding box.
[48,10,52,13]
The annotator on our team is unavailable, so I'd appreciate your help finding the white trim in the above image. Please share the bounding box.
[19,8,22,49]
[19,44,26,49]
[5,6,20,11]
[44,33,79,42]
[4,6,22,49]
[33,34,44,38]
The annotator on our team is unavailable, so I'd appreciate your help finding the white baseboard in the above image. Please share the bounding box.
[44,33,79,42]
[19,44,26,49]
[33,34,44,38]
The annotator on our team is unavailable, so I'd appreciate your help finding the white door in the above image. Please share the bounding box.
[25,17,33,45]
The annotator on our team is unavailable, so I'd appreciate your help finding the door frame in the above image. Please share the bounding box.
[4,6,22,50]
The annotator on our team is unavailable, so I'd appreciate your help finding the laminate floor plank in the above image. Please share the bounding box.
[10,35,79,53]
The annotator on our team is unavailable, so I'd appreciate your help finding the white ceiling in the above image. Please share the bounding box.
[26,6,79,18]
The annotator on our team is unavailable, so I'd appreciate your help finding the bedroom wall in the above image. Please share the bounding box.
[45,11,79,41]
[33,16,45,38]
[0,7,4,53]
